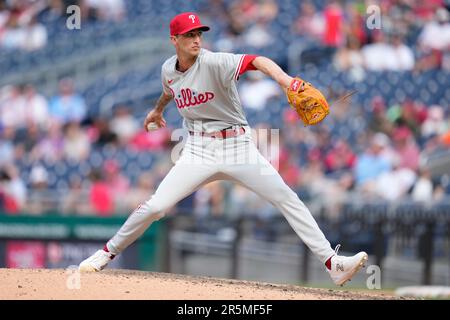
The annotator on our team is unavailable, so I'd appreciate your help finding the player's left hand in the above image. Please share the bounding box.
[285,77,330,126]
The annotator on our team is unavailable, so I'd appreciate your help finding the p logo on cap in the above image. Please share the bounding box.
[170,12,210,36]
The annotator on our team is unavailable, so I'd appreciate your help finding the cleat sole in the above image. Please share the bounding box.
[78,264,99,273]
[336,253,368,286]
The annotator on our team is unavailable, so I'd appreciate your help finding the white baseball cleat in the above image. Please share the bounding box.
[78,250,114,272]
[326,245,368,286]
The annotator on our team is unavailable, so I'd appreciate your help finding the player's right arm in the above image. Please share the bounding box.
[143,91,171,131]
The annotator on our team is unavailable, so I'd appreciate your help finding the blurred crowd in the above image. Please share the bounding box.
[0,0,449,218]
[0,0,48,51]
[0,76,449,217]
[194,96,450,221]
[0,0,125,51]
[0,79,172,215]
[2,0,449,72]
[293,0,450,73]
[209,0,450,74]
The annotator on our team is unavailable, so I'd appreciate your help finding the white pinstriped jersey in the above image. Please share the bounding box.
[161,49,256,133]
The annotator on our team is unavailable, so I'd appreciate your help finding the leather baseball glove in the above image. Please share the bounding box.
[286,77,330,126]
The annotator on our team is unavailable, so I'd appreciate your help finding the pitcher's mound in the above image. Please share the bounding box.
[1,268,399,300]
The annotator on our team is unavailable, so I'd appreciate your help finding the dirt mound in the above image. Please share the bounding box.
[0,268,401,300]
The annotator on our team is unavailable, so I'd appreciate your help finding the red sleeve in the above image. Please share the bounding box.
[234,54,258,80]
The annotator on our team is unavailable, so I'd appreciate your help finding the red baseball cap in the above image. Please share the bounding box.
[170,12,210,36]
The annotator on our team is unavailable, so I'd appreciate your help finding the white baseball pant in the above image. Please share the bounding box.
[107,126,335,263]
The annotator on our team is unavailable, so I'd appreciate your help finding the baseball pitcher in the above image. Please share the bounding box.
[79,12,367,286]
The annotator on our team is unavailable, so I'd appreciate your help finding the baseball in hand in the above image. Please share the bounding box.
[146,122,159,131]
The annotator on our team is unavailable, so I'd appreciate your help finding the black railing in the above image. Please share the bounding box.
[164,200,450,285]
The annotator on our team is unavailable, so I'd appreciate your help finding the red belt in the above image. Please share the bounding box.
[189,127,246,139]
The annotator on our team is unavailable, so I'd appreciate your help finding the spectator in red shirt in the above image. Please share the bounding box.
[324,139,356,175]
[103,159,130,212]
[322,1,344,47]
[0,166,25,214]
[278,148,301,188]
[89,169,113,216]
